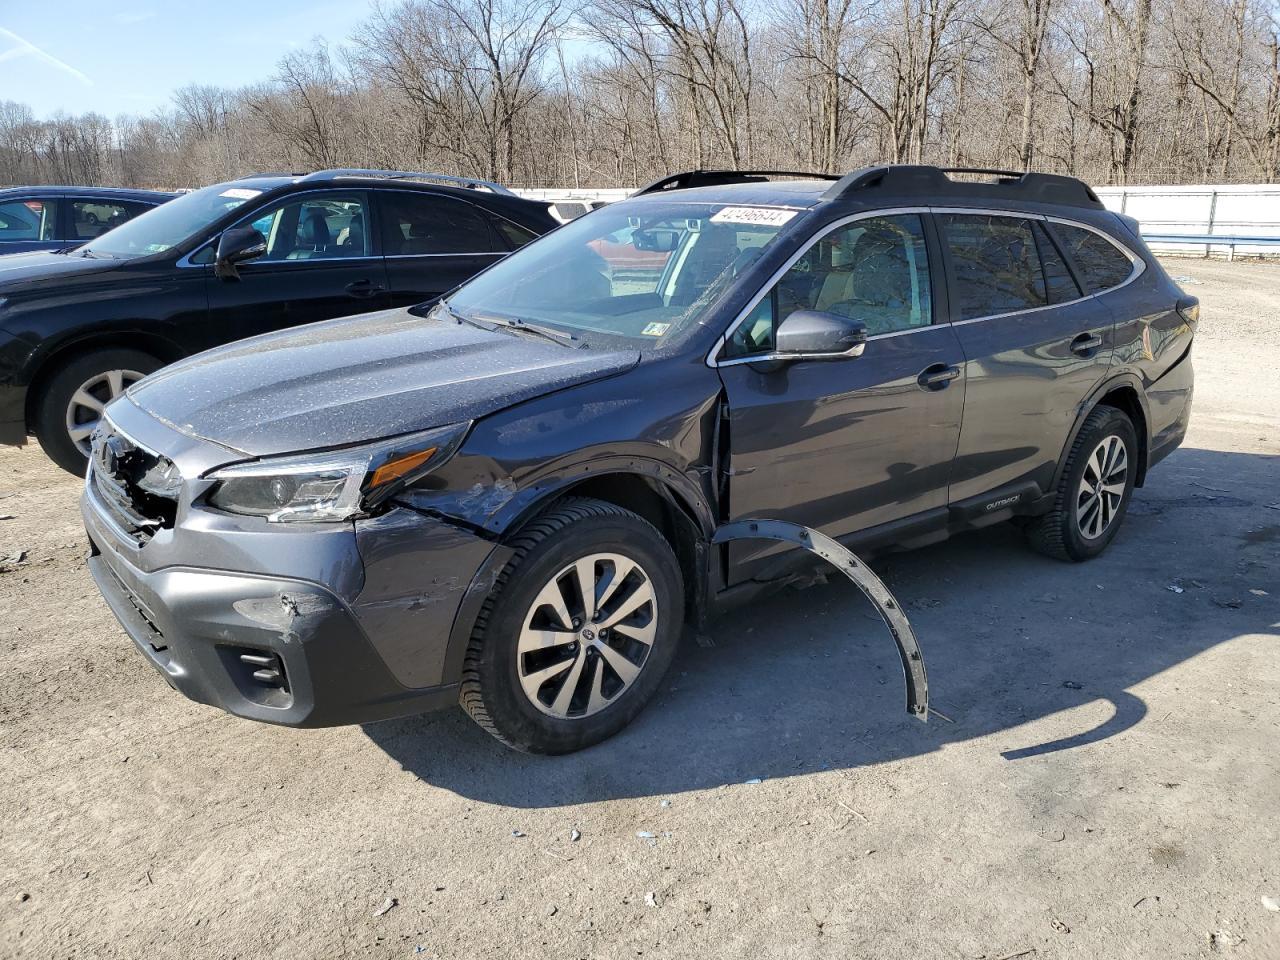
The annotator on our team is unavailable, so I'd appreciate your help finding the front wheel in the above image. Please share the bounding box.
[460,497,683,754]
[1026,405,1138,561]
[33,348,162,475]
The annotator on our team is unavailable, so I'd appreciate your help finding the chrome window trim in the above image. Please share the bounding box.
[383,251,507,260]
[708,206,1146,366]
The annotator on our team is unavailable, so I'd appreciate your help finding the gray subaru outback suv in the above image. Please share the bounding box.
[81,166,1197,754]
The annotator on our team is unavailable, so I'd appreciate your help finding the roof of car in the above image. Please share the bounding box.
[0,185,177,201]
[626,166,1103,212]
[628,178,831,208]
[231,171,554,220]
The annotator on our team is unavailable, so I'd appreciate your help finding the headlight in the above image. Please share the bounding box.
[205,422,469,522]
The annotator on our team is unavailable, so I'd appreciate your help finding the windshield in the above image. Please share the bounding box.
[444,201,798,348]
[79,183,270,259]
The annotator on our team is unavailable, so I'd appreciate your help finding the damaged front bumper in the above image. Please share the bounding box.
[80,400,500,727]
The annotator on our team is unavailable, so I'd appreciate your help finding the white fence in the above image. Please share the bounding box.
[1095,184,1280,258]
[516,181,1280,258]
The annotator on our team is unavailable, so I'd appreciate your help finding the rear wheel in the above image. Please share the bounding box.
[460,497,683,754]
[33,348,162,475]
[1026,405,1138,561]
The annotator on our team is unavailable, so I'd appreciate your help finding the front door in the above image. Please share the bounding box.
[716,212,966,584]
[203,190,389,344]
[935,212,1116,503]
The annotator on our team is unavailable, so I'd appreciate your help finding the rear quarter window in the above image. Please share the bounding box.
[1051,223,1135,293]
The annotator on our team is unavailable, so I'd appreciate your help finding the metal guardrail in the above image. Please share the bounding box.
[1141,233,1280,260]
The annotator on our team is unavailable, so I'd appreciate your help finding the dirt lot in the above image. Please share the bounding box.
[2,258,1278,960]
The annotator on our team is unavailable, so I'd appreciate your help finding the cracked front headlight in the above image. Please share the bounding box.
[204,422,469,522]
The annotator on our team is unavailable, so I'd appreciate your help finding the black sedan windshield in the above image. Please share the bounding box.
[445,201,797,348]
[80,182,271,259]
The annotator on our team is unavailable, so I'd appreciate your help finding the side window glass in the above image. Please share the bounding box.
[376,192,499,256]
[71,201,132,239]
[940,214,1046,320]
[1034,222,1082,303]
[493,218,537,250]
[247,194,369,261]
[1051,223,1134,293]
[725,213,932,358]
[0,199,56,241]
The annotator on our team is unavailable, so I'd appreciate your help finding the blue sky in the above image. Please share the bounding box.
[0,1,382,119]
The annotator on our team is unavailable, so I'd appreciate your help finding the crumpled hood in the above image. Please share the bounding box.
[126,307,639,457]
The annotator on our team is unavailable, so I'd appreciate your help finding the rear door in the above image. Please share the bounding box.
[0,197,60,253]
[201,190,390,343]
[937,210,1115,504]
[717,211,966,584]
[375,191,510,307]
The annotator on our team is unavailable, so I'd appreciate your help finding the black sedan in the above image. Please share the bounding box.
[0,169,559,473]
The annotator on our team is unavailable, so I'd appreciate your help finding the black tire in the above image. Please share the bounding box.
[33,348,163,476]
[460,497,683,754]
[1026,405,1138,562]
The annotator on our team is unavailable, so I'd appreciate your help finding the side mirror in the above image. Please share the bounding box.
[213,225,267,280]
[633,228,682,252]
[773,310,868,359]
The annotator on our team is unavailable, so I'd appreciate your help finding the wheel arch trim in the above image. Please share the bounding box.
[1052,371,1151,493]
[436,460,716,687]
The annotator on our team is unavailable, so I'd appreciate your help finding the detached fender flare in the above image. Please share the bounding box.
[712,519,928,721]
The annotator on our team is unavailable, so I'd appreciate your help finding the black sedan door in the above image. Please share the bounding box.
[202,190,390,343]
[374,190,510,307]
[716,212,966,584]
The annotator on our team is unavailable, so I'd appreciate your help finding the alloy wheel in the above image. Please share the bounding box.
[1076,434,1128,540]
[64,369,145,456]
[517,552,658,720]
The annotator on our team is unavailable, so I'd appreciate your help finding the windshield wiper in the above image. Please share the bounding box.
[472,312,578,346]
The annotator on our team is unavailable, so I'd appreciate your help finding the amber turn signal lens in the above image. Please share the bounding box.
[368,447,438,489]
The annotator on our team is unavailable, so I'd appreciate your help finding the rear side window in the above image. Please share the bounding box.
[494,218,537,250]
[1050,223,1134,293]
[940,213,1047,320]
[0,199,56,241]
[70,200,148,240]
[376,192,499,256]
[1034,222,1082,303]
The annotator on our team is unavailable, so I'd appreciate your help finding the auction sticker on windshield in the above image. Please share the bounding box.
[710,206,799,227]
[219,188,262,200]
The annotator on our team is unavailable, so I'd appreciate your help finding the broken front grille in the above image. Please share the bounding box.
[89,424,180,543]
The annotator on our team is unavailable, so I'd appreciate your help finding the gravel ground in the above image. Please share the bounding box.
[1,257,1278,960]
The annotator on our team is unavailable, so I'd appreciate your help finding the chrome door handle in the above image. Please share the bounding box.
[1071,332,1103,355]
[917,363,961,390]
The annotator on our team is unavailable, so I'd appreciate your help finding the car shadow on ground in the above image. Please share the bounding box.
[362,448,1280,807]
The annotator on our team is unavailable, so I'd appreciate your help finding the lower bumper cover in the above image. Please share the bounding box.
[86,538,458,727]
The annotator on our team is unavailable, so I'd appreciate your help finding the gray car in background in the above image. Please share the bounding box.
[80,166,1197,754]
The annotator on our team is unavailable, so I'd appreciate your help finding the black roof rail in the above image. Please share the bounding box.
[298,168,516,196]
[633,169,841,196]
[235,171,307,180]
[820,165,1101,209]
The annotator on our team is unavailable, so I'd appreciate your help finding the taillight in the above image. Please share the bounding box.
[1176,296,1199,326]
